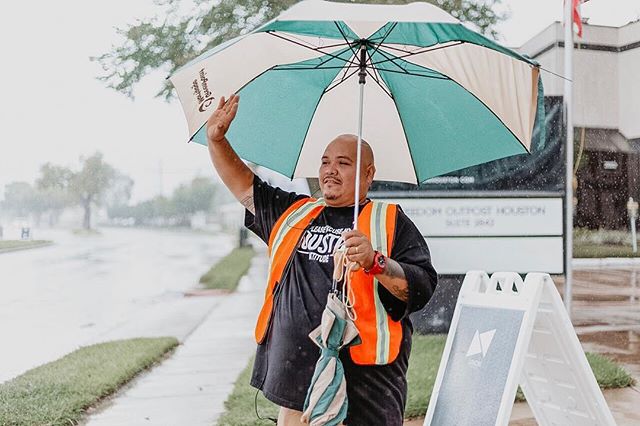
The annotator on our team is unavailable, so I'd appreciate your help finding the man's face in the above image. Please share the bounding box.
[318,135,375,207]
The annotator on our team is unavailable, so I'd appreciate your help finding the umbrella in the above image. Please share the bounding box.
[168,0,545,423]
[301,293,360,425]
[169,0,544,222]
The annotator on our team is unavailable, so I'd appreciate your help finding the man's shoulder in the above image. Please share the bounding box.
[253,176,312,215]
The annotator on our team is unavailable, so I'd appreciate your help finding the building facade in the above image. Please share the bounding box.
[520,20,640,229]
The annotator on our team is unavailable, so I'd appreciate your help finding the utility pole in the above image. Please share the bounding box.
[564,0,575,317]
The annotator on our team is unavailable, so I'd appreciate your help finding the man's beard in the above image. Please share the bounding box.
[323,192,338,200]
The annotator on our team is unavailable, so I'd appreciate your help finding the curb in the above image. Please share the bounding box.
[0,241,53,254]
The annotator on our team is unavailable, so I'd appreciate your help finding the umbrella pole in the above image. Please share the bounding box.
[353,44,367,231]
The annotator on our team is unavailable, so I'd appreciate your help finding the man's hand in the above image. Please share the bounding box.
[342,229,375,270]
[207,94,239,144]
[343,229,409,302]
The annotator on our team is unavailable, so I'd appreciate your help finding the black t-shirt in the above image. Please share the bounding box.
[245,177,438,426]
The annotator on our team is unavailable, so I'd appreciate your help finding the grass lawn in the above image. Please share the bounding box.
[0,240,51,253]
[199,246,254,291]
[573,243,639,258]
[218,335,634,424]
[0,337,178,426]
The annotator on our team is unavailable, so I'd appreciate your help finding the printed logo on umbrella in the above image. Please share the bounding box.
[191,68,215,112]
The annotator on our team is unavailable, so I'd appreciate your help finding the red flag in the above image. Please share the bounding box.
[572,0,583,37]
[566,0,589,37]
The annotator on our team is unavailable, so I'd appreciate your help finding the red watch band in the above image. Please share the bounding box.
[365,251,386,275]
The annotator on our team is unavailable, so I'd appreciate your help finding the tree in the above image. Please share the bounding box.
[69,153,116,230]
[105,172,135,211]
[36,163,74,226]
[107,176,217,226]
[2,182,40,218]
[172,176,217,217]
[94,0,506,99]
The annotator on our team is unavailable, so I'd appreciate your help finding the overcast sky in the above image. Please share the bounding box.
[1,0,639,202]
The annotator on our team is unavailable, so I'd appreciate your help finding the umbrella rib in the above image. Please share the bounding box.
[314,40,358,50]
[265,31,352,66]
[272,65,359,71]
[368,22,398,60]
[369,47,408,74]
[362,49,393,98]
[323,67,360,94]
[365,68,393,99]
[312,45,354,70]
[371,41,465,66]
[337,50,360,82]
[334,21,359,57]
[265,29,353,52]
[365,66,381,86]
[373,66,451,80]
[372,48,451,80]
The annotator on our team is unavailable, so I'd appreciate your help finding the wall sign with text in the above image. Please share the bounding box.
[378,198,564,274]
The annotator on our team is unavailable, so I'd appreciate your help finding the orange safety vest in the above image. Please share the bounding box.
[254,197,402,365]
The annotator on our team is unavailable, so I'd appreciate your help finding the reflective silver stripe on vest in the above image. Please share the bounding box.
[370,201,391,365]
[267,198,325,285]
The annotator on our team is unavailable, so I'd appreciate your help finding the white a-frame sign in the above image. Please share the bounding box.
[424,272,616,426]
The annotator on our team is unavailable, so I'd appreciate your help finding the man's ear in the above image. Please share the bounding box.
[366,165,376,186]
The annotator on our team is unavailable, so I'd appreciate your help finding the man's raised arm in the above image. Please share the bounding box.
[206,94,256,214]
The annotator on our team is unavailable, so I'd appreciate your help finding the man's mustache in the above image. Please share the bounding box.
[323,176,342,184]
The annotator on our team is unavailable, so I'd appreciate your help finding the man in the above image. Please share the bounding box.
[207,94,438,426]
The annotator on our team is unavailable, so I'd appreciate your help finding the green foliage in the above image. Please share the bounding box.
[69,153,116,207]
[2,166,75,222]
[108,176,218,226]
[200,246,254,290]
[1,154,131,229]
[35,163,75,217]
[94,0,506,99]
[585,352,635,389]
[172,176,217,216]
[2,182,41,217]
[0,337,178,426]
[104,171,135,211]
[68,153,117,229]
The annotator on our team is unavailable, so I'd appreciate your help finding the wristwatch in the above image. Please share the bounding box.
[365,251,386,275]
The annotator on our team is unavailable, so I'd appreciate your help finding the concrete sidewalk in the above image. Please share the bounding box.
[84,248,267,426]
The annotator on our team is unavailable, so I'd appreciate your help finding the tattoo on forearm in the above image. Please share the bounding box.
[240,195,255,214]
[390,283,409,302]
[385,261,406,279]
[380,261,409,302]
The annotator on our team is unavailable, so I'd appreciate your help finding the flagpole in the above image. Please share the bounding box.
[564,0,575,317]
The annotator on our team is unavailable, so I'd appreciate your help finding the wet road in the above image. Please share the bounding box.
[0,227,233,383]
